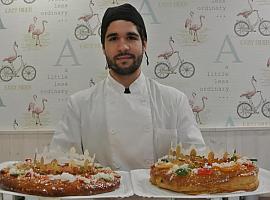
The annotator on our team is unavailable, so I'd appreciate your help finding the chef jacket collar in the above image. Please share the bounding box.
[107,72,147,95]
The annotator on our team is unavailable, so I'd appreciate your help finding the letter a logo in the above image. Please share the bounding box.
[54,39,81,66]
[215,35,242,63]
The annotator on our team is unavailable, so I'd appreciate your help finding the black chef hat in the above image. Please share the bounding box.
[101,3,147,47]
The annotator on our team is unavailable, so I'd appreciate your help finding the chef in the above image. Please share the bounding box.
[50,3,205,171]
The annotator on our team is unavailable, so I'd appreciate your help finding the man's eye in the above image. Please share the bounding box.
[128,36,138,40]
[108,37,117,41]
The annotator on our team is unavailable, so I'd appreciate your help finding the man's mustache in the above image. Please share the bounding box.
[114,53,135,59]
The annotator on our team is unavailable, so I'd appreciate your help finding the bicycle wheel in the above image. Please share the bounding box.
[22,65,36,81]
[154,63,170,79]
[179,62,195,78]
[1,0,13,5]
[262,102,270,118]
[234,21,249,37]
[0,66,13,81]
[237,102,252,119]
[24,0,36,3]
[259,20,270,36]
[75,25,89,40]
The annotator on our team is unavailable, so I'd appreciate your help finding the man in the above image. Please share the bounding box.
[50,3,205,171]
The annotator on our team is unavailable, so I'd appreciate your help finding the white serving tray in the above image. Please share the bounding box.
[130,168,270,199]
[0,161,133,199]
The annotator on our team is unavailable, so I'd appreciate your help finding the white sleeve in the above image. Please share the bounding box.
[50,96,83,153]
[177,93,206,153]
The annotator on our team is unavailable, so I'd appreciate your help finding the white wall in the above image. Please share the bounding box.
[1,0,270,129]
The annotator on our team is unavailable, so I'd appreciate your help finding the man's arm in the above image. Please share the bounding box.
[50,96,83,153]
[176,93,206,153]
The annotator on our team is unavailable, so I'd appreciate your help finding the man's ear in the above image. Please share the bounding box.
[143,41,147,52]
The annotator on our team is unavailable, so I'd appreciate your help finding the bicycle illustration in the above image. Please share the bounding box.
[154,36,195,79]
[0,42,36,82]
[237,76,270,118]
[74,0,101,40]
[1,0,35,5]
[234,0,270,37]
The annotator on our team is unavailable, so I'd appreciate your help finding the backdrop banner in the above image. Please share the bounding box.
[1,0,270,130]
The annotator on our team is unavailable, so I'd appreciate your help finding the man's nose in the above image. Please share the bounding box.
[117,39,130,52]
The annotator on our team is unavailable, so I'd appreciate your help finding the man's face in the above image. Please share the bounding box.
[103,20,147,75]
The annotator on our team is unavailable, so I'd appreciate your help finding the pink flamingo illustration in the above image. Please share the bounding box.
[237,0,254,19]
[240,76,257,99]
[189,92,197,109]
[28,97,47,125]
[78,0,94,22]
[2,41,18,64]
[192,96,207,124]
[267,57,270,67]
[28,94,37,118]
[29,20,48,46]
[28,16,37,39]
[185,11,194,35]
[189,15,205,42]
[158,36,175,60]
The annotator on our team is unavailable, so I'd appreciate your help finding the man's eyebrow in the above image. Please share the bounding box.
[106,32,140,39]
[106,33,118,38]
[127,32,140,37]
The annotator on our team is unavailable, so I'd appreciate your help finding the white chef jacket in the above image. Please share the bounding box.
[50,72,205,170]
[105,74,154,170]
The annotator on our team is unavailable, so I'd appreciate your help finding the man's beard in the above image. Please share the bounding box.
[106,52,143,75]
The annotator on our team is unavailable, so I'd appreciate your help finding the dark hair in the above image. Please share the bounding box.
[136,25,147,44]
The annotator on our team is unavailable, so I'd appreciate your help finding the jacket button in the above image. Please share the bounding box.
[141,99,147,105]
[144,127,152,133]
